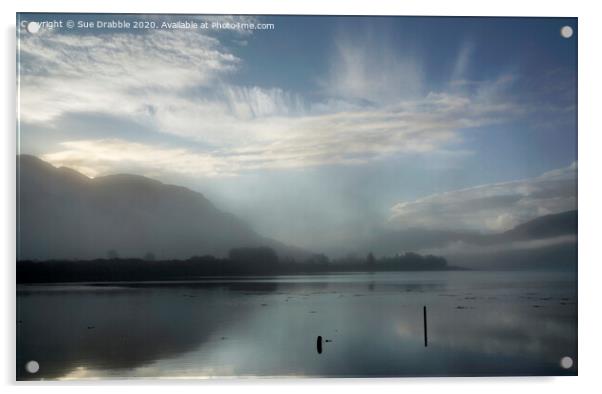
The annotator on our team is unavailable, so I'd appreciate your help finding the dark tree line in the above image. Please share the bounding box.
[17,247,454,283]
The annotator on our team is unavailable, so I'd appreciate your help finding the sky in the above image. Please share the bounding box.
[17,14,577,251]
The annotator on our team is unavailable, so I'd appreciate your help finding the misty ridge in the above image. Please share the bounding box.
[17,155,577,278]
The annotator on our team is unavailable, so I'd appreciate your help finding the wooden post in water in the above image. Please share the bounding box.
[423,305,428,347]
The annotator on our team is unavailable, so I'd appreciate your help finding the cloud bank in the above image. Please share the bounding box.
[389,162,577,232]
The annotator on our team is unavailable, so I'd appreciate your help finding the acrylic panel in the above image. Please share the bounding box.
[16,14,578,380]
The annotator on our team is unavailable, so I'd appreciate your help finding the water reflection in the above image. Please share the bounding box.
[17,282,276,379]
[16,271,577,379]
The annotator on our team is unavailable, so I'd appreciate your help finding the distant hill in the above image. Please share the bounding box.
[17,155,306,261]
[360,210,577,270]
[498,210,577,241]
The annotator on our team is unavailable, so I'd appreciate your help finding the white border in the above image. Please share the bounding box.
[2,0,587,16]
[3,1,601,393]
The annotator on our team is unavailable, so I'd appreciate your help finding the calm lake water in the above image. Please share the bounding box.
[16,271,577,379]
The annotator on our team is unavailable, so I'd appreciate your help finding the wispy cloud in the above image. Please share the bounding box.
[41,139,231,178]
[389,162,577,232]
[20,27,522,177]
[320,33,424,105]
[39,89,516,178]
[19,28,241,123]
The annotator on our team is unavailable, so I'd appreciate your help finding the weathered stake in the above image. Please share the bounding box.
[423,305,428,347]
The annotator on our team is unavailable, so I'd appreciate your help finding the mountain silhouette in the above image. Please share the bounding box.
[17,155,305,261]
[498,210,577,241]
[16,155,576,270]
